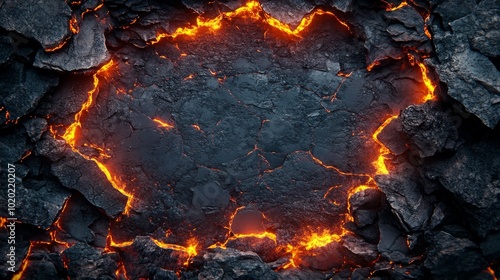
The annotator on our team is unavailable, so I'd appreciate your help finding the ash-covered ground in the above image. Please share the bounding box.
[0,0,499,279]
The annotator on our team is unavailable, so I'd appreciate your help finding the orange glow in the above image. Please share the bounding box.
[282,228,348,269]
[107,235,198,266]
[107,235,134,248]
[366,60,382,72]
[83,143,112,159]
[62,60,114,147]
[54,60,135,216]
[372,115,399,175]
[45,36,71,52]
[209,206,277,249]
[424,15,432,39]
[300,229,343,250]
[191,124,202,131]
[183,74,195,80]
[92,160,134,215]
[386,1,409,11]
[346,185,378,221]
[0,217,7,228]
[115,262,128,279]
[152,0,349,43]
[69,16,79,34]
[310,152,372,182]
[487,267,498,280]
[151,238,199,265]
[408,54,437,102]
[153,118,175,129]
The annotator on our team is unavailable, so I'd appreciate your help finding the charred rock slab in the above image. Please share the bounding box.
[425,231,487,280]
[63,243,118,280]
[34,14,110,72]
[36,136,128,217]
[376,170,432,232]
[432,0,500,128]
[400,102,460,157]
[196,248,279,280]
[0,61,59,120]
[426,137,500,236]
[0,0,72,50]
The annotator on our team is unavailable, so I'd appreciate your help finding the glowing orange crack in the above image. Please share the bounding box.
[152,0,350,43]
[108,235,198,266]
[55,60,135,215]
[408,53,437,102]
[153,118,175,129]
[372,115,399,175]
[282,228,348,269]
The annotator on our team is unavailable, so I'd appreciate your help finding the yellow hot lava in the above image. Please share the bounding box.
[372,115,399,175]
[153,118,175,129]
[152,0,350,43]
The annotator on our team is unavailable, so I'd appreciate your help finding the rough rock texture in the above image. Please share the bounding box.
[196,248,279,280]
[432,0,500,128]
[63,243,118,280]
[400,102,461,157]
[425,231,487,280]
[376,169,433,232]
[0,0,72,50]
[14,179,71,229]
[0,62,59,120]
[35,14,110,72]
[426,137,500,237]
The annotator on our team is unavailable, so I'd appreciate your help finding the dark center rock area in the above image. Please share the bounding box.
[0,0,499,280]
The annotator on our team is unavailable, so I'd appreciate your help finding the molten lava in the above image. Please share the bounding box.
[372,115,399,175]
[153,118,175,129]
[152,0,350,43]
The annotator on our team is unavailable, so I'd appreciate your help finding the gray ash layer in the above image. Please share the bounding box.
[0,0,499,279]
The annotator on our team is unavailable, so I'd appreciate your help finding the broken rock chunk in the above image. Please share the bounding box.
[432,0,500,128]
[35,14,110,72]
[400,102,460,157]
[425,231,487,279]
[0,0,72,50]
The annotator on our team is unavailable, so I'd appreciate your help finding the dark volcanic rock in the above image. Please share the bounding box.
[432,0,500,128]
[56,194,109,245]
[15,179,71,229]
[48,147,128,217]
[426,138,500,236]
[385,5,428,43]
[342,234,379,265]
[0,0,71,50]
[0,125,31,163]
[198,248,278,280]
[23,118,48,142]
[0,35,14,65]
[377,210,411,263]
[376,171,432,232]
[63,243,118,280]
[35,14,110,72]
[12,249,66,280]
[400,102,460,157]
[425,231,487,280]
[0,61,59,120]
[117,236,193,279]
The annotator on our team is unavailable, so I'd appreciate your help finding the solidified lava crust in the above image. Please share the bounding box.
[0,0,499,279]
